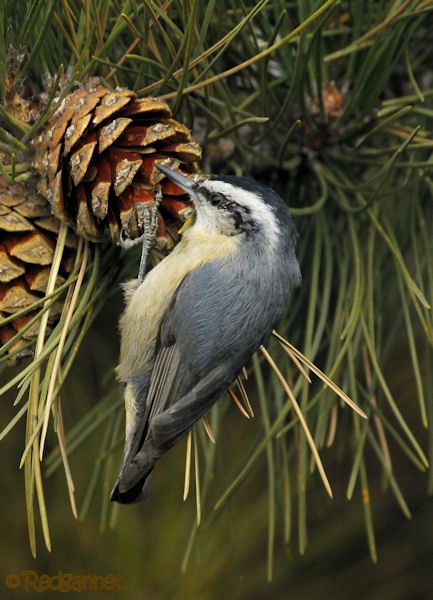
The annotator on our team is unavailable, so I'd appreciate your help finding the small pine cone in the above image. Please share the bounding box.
[0,176,77,362]
[32,83,202,249]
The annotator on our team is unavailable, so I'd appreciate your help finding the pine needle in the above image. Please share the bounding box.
[39,241,89,460]
[227,388,251,420]
[56,400,78,519]
[272,330,367,419]
[201,415,216,444]
[193,432,202,526]
[183,430,192,501]
[23,222,68,555]
[325,404,338,448]
[362,345,392,472]
[276,338,312,384]
[260,345,333,499]
[236,376,255,418]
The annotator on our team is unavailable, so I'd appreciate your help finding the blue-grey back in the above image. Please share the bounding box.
[163,243,299,384]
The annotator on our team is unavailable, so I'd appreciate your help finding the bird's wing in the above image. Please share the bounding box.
[115,257,285,498]
[134,260,250,453]
[116,360,233,497]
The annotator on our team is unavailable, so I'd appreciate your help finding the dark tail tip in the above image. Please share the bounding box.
[110,472,153,504]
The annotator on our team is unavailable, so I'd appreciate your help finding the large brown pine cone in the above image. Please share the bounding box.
[0,176,77,361]
[32,83,202,248]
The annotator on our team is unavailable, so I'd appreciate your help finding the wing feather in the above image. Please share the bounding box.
[113,253,292,502]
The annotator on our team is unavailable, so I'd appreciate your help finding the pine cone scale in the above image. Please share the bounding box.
[0,280,39,313]
[63,113,93,155]
[92,90,136,126]
[120,97,171,118]
[0,243,25,281]
[98,118,132,153]
[69,135,98,186]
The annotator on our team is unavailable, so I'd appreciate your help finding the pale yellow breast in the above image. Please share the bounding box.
[117,226,239,380]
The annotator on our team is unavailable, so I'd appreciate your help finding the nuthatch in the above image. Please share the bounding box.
[111,164,301,503]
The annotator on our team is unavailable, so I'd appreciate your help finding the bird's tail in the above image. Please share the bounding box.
[110,470,152,504]
[110,438,162,504]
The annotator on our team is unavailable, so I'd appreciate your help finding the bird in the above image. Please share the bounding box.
[110,163,301,504]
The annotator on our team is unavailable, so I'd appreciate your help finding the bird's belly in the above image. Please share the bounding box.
[116,229,239,380]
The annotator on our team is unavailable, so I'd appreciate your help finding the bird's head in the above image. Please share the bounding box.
[156,164,296,256]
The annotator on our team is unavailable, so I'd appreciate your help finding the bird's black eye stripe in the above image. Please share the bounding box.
[200,186,259,234]
[208,192,225,206]
[232,206,259,235]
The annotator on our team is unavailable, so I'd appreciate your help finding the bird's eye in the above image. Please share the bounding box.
[209,192,223,206]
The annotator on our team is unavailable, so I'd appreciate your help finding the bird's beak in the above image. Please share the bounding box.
[156,163,198,197]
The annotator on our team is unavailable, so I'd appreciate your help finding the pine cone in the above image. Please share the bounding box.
[0,176,77,362]
[32,83,202,249]
[1,78,201,363]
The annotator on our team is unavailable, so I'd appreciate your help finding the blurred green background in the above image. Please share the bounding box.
[1,278,433,599]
